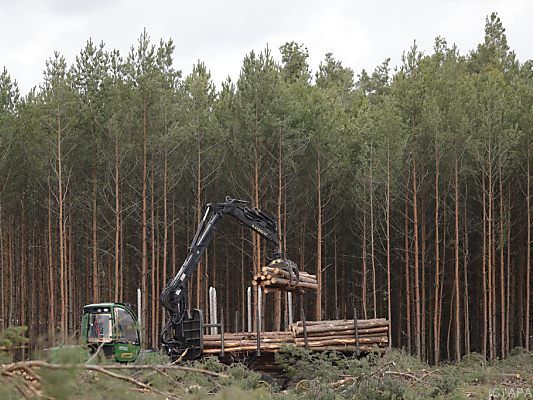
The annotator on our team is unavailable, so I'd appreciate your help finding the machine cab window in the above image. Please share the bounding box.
[87,312,112,343]
[114,307,139,344]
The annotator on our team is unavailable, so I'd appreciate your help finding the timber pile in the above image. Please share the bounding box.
[290,318,389,352]
[203,318,388,354]
[203,331,294,354]
[252,266,318,293]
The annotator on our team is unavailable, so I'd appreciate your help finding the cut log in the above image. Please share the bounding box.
[301,345,387,353]
[202,317,389,356]
[294,336,388,346]
[298,327,389,338]
[253,265,318,293]
[291,318,387,327]
[292,322,388,335]
[270,277,318,289]
[261,267,317,283]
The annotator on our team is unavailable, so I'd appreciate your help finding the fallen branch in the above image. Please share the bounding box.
[171,348,189,365]
[2,360,232,400]
[2,360,229,379]
[85,341,105,364]
[384,370,423,383]
[2,360,178,399]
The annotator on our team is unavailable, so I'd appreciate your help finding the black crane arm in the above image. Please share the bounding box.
[159,197,294,357]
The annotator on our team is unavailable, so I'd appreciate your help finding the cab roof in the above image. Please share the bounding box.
[83,303,134,312]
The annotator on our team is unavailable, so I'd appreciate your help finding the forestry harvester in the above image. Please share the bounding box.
[81,197,299,362]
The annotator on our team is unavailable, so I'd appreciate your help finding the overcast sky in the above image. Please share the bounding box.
[1,0,531,94]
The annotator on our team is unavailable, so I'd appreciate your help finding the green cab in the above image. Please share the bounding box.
[81,303,141,363]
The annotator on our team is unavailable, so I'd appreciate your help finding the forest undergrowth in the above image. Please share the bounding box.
[0,327,531,399]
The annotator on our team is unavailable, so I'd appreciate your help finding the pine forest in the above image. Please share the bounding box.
[0,12,532,365]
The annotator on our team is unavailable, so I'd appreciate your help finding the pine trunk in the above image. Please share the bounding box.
[47,187,55,341]
[141,106,148,345]
[114,134,120,302]
[526,147,531,350]
[57,109,66,342]
[499,166,505,358]
[454,156,461,361]
[463,187,470,354]
[274,134,283,331]
[386,144,392,349]
[316,148,322,321]
[150,160,156,348]
[92,172,99,303]
[488,160,495,360]
[434,136,440,363]
[412,158,421,360]
[162,154,168,326]
[370,145,377,319]
[482,175,488,357]
[362,211,368,320]
[405,201,411,353]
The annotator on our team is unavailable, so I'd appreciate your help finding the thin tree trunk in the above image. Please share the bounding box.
[499,166,505,358]
[412,158,421,360]
[488,158,495,360]
[150,159,156,348]
[438,204,446,362]
[253,133,260,329]
[506,182,511,355]
[196,141,202,310]
[316,148,322,321]
[67,214,73,334]
[162,154,168,327]
[120,209,124,302]
[141,106,148,345]
[274,134,282,331]
[92,172,99,303]
[482,175,488,357]
[386,143,392,349]
[47,187,55,341]
[434,137,440,364]
[334,228,339,320]
[454,156,461,361]
[362,210,368,320]
[405,201,411,353]
[370,145,377,319]
[241,226,245,330]
[421,202,426,361]
[8,223,13,327]
[20,201,26,336]
[526,146,531,351]
[57,108,66,342]
[114,134,120,302]
[463,185,470,354]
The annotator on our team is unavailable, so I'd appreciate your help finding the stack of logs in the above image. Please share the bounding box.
[203,331,294,354]
[290,318,389,352]
[252,266,318,293]
[203,318,388,354]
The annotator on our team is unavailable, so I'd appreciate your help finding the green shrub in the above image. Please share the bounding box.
[134,349,170,365]
[0,326,29,363]
[49,345,91,364]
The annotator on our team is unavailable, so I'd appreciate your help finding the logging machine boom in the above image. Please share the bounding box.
[160,197,298,359]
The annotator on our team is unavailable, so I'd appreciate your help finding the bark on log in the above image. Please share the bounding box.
[294,337,388,346]
[270,277,318,289]
[292,322,388,335]
[298,327,389,337]
[291,318,387,327]
[203,317,389,355]
[261,267,317,283]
